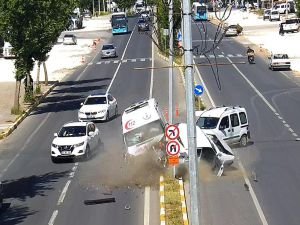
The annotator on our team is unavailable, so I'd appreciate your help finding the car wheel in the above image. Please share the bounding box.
[240,135,248,147]
[85,145,90,160]
[51,156,59,163]
[115,105,118,117]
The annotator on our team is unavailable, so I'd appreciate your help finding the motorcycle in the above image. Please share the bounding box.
[247,52,255,64]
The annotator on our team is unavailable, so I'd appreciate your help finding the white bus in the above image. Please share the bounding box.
[122,98,167,163]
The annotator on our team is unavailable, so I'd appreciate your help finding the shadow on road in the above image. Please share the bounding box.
[0,204,37,225]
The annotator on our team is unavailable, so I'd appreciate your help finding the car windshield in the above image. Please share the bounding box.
[84,96,107,105]
[124,120,164,147]
[197,6,206,13]
[112,19,126,28]
[102,45,114,50]
[274,54,288,59]
[58,126,86,137]
[271,11,278,14]
[286,19,297,24]
[196,117,219,129]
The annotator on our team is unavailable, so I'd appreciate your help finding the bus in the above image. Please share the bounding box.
[111,12,128,34]
[192,2,208,21]
[121,98,167,166]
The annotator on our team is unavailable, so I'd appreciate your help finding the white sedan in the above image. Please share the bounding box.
[51,122,100,163]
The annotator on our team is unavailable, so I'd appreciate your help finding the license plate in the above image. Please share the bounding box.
[61,151,71,155]
[87,115,94,118]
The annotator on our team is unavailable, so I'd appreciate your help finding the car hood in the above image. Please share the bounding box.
[53,136,86,146]
[79,104,108,112]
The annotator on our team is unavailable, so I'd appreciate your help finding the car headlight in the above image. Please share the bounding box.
[74,142,84,147]
[79,111,85,115]
[52,143,58,148]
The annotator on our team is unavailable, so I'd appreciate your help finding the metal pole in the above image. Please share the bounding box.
[182,0,200,224]
[103,0,106,12]
[285,0,288,18]
[98,0,100,16]
[92,0,95,16]
[169,0,173,125]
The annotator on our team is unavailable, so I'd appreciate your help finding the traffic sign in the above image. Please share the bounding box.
[165,124,180,140]
[194,84,204,96]
[177,31,182,41]
[166,140,180,156]
[168,156,179,166]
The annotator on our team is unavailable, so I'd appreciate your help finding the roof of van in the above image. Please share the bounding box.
[200,106,246,118]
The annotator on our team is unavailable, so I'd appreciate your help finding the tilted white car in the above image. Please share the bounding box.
[78,91,118,121]
[51,122,100,162]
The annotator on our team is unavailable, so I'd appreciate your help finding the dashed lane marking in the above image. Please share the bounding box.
[95,58,152,65]
[48,210,58,225]
[57,180,71,205]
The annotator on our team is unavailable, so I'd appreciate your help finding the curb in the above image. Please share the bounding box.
[179,179,189,225]
[160,176,166,225]
[0,81,59,140]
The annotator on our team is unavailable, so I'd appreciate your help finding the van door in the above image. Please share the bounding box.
[217,116,233,143]
[229,113,241,143]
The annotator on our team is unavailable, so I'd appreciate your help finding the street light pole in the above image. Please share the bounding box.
[92,0,95,16]
[182,0,201,224]
[169,0,174,125]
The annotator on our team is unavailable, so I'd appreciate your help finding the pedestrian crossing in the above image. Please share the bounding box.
[193,53,247,59]
[88,57,152,66]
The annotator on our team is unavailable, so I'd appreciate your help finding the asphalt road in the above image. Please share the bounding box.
[192,20,300,225]
[0,17,162,225]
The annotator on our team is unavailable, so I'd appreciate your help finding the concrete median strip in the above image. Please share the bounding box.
[0,81,58,140]
[160,176,166,225]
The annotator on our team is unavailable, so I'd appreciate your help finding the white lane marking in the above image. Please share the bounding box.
[48,210,58,225]
[105,61,110,64]
[88,62,92,66]
[141,58,146,62]
[227,54,234,57]
[122,59,128,63]
[278,116,282,119]
[218,55,225,58]
[217,46,220,49]
[131,59,137,62]
[0,113,51,178]
[289,128,294,133]
[280,71,292,80]
[69,172,75,178]
[238,161,269,225]
[227,57,277,113]
[199,55,205,58]
[284,124,290,128]
[106,24,136,93]
[114,60,119,63]
[209,55,215,58]
[194,60,215,106]
[221,51,225,54]
[237,54,243,57]
[144,186,150,225]
[149,38,154,98]
[96,62,102,64]
[57,180,71,205]
[282,120,286,123]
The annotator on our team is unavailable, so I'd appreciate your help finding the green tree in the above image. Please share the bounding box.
[115,0,136,11]
[296,0,300,17]
[0,0,76,112]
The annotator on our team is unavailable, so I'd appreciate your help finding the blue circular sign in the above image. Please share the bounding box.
[194,85,204,96]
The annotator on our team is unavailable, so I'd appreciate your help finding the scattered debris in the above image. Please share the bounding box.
[84,197,115,205]
[244,183,249,191]
[252,171,258,182]
[124,204,131,210]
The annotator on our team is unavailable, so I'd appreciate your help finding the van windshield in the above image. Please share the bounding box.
[196,117,219,129]
[124,120,164,147]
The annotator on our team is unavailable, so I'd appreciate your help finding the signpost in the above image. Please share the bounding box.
[194,84,204,96]
[165,124,180,140]
[165,125,180,168]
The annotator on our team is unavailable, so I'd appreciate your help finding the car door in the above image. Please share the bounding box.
[229,113,241,143]
[217,116,233,143]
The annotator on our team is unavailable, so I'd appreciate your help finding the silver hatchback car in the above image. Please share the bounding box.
[101,44,117,59]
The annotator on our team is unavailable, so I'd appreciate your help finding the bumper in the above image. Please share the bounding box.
[101,53,116,58]
[51,147,85,158]
[271,64,291,69]
[78,112,107,121]
[138,26,150,31]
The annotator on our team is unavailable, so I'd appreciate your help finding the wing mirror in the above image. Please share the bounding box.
[80,102,84,106]
[54,133,58,137]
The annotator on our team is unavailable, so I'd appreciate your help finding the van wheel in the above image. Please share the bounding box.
[240,135,248,147]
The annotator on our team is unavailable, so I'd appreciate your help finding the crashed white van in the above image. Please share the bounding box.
[122,98,167,163]
[196,106,250,147]
[177,123,234,166]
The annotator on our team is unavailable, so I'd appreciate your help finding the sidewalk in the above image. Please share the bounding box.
[210,9,300,72]
[0,17,111,137]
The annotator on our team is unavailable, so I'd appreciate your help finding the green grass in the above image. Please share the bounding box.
[164,176,184,225]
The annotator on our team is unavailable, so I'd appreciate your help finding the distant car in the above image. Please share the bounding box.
[63,34,77,45]
[225,25,240,36]
[269,10,280,21]
[83,10,92,18]
[140,11,151,21]
[268,53,291,70]
[282,19,300,33]
[138,18,150,31]
[101,44,117,58]
[78,91,118,121]
[263,9,271,20]
[51,121,100,162]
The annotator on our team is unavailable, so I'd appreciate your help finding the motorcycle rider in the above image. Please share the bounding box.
[247,46,255,63]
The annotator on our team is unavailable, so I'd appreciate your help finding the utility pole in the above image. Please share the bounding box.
[182,0,201,224]
[103,0,106,12]
[92,0,95,16]
[285,0,288,18]
[98,0,101,16]
[169,0,173,125]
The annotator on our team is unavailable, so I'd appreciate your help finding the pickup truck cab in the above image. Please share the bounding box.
[269,53,291,70]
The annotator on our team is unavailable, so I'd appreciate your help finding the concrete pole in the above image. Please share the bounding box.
[285,0,288,18]
[92,0,95,16]
[98,0,101,16]
[103,0,106,12]
[182,0,201,224]
[169,0,173,125]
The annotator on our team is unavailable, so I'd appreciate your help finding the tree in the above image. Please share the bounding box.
[115,0,136,11]
[296,0,300,18]
[0,0,76,112]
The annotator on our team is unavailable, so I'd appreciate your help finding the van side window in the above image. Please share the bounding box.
[239,112,248,125]
[219,116,229,130]
[230,114,240,127]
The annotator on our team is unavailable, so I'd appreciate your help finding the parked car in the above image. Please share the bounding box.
[63,34,77,45]
[268,53,291,70]
[269,10,280,21]
[100,44,117,58]
[263,9,271,20]
[78,90,118,121]
[224,24,243,36]
[282,18,300,33]
[138,18,150,31]
[50,121,100,162]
